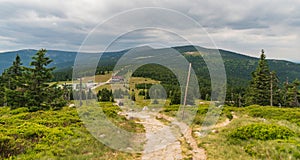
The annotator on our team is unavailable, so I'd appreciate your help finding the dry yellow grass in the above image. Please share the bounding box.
[81,72,112,83]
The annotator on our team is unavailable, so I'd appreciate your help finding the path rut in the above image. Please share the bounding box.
[127,111,206,160]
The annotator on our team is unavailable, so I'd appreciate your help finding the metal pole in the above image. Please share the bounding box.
[182,63,192,120]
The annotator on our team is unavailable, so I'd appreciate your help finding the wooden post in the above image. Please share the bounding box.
[80,77,83,107]
[238,93,241,107]
[182,63,192,120]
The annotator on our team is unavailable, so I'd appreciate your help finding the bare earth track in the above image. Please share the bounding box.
[126,111,206,160]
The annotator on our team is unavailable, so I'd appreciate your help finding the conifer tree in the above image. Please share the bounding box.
[0,76,5,106]
[24,49,58,110]
[0,50,67,110]
[2,55,25,108]
[97,88,112,102]
[270,71,280,106]
[285,79,300,107]
[246,50,274,106]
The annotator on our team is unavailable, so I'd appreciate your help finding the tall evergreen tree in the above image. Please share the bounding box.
[270,71,280,106]
[2,55,23,89]
[24,49,57,110]
[0,76,5,106]
[285,79,300,107]
[246,50,273,106]
[0,50,67,110]
[2,55,25,108]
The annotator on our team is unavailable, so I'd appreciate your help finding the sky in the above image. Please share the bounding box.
[0,0,300,62]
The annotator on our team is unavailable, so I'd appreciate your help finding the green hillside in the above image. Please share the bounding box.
[1,46,300,88]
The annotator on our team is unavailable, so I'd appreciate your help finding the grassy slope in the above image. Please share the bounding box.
[160,104,300,159]
[201,106,300,160]
[0,103,143,160]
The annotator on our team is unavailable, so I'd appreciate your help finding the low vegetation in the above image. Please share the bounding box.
[242,105,300,126]
[229,123,295,140]
[1,48,300,159]
[0,104,143,159]
[189,105,300,160]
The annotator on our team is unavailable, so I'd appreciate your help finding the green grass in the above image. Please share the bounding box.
[241,105,300,126]
[192,105,300,160]
[3,88,300,160]
[0,103,143,160]
[158,103,300,159]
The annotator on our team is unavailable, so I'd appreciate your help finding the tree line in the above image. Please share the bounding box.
[2,48,299,110]
[230,50,300,107]
[0,49,67,111]
[131,50,300,107]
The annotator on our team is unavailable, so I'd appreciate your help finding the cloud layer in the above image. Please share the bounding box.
[0,0,300,61]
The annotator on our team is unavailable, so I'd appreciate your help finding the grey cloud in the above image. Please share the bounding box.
[0,0,300,61]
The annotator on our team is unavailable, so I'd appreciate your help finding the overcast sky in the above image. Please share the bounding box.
[0,0,300,62]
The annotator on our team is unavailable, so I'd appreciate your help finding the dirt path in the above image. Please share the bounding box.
[213,113,237,129]
[159,114,206,160]
[122,110,237,160]
[127,112,183,160]
[127,110,207,160]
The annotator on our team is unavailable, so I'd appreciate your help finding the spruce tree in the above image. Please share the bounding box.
[2,55,25,108]
[270,71,280,106]
[0,76,5,106]
[2,55,23,89]
[246,50,273,106]
[0,50,66,110]
[24,49,56,110]
[97,88,112,102]
[285,79,300,107]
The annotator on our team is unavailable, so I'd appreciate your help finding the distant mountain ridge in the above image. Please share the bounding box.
[0,46,299,85]
[0,49,78,73]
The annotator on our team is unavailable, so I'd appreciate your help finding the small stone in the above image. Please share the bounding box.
[212,129,219,133]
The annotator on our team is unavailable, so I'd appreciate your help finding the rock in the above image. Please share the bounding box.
[128,116,134,120]
[126,147,133,151]
[99,134,105,138]
[156,114,163,119]
[194,131,202,137]
[212,129,219,133]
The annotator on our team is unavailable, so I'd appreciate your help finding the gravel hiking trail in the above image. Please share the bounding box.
[126,111,206,160]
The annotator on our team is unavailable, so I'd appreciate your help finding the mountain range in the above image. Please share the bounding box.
[0,46,299,87]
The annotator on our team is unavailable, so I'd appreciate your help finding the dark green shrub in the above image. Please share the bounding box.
[193,115,204,125]
[226,113,233,120]
[245,106,300,126]
[163,105,179,113]
[222,109,233,120]
[230,123,295,141]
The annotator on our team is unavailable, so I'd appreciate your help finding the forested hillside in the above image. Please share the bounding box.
[1,46,300,101]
